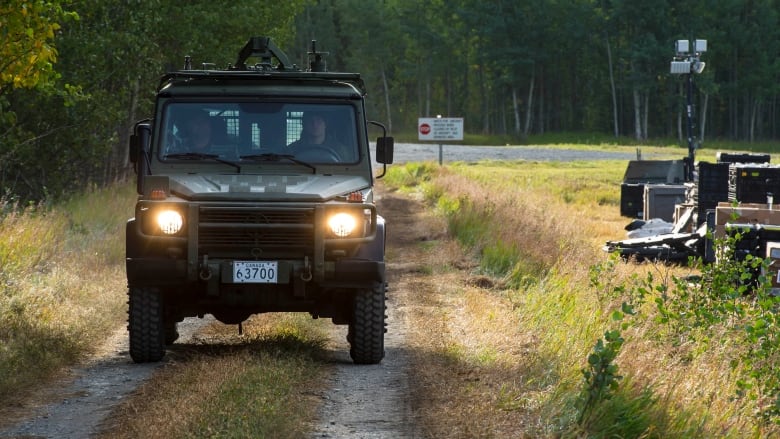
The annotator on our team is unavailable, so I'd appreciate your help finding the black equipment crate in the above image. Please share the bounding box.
[697,162,730,224]
[717,152,771,165]
[620,183,645,218]
[728,164,780,204]
[623,160,685,184]
[621,160,684,218]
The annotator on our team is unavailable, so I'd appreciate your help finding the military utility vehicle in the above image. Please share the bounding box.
[126,37,394,364]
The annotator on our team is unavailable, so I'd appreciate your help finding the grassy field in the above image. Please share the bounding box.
[390,129,780,154]
[0,183,135,401]
[2,140,780,436]
[384,148,780,437]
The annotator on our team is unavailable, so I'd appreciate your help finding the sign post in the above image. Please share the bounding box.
[418,116,464,165]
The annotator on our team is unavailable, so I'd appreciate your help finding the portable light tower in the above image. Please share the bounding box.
[671,39,707,182]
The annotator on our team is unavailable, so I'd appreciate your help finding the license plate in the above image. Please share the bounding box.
[233,261,278,283]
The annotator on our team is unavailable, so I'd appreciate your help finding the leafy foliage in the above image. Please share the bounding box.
[0,1,78,94]
[579,329,625,423]
[0,0,305,202]
[588,230,780,429]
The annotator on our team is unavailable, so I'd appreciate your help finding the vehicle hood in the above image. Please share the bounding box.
[167,173,370,201]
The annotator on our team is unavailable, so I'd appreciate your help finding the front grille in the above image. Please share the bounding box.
[198,206,314,257]
[200,209,310,224]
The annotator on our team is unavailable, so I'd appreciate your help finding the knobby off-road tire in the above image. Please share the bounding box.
[128,287,165,363]
[349,283,387,364]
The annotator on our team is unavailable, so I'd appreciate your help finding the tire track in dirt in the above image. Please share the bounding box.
[0,317,212,438]
[309,187,438,438]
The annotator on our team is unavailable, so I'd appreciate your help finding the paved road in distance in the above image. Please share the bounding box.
[374,143,672,165]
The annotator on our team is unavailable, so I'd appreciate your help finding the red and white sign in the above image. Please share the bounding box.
[418,117,464,141]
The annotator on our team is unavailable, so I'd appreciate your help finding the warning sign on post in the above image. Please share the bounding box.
[418,117,464,141]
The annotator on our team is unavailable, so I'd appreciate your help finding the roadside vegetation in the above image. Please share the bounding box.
[384,151,780,437]
[0,184,134,402]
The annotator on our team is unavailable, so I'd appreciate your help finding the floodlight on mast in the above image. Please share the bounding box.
[670,39,707,182]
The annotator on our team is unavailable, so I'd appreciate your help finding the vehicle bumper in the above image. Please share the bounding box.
[126,257,384,287]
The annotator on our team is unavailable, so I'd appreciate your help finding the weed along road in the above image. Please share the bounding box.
[0,146,676,438]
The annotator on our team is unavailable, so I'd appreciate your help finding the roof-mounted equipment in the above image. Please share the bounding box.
[308,40,329,72]
[233,36,297,71]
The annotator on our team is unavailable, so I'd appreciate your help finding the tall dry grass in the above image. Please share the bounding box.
[387,158,772,437]
[0,183,136,401]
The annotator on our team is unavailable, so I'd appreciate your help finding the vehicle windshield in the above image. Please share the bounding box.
[158,102,359,165]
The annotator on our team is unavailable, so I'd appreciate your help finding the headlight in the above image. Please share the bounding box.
[328,212,357,238]
[156,210,183,235]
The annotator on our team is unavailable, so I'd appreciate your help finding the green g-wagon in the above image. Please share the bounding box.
[126,37,394,364]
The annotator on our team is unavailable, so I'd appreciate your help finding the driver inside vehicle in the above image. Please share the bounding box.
[164,108,213,155]
[288,112,350,162]
[179,110,212,153]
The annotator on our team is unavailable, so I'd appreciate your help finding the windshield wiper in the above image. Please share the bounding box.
[240,153,316,173]
[164,152,241,173]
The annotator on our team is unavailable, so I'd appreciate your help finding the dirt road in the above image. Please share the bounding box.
[0,144,596,438]
[308,187,447,438]
[0,317,214,438]
[0,186,448,439]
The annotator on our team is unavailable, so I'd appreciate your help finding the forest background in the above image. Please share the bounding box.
[2,0,780,202]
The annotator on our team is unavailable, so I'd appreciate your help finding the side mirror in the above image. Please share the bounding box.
[129,133,140,164]
[375,136,394,165]
[131,120,152,194]
[129,120,151,165]
[368,121,393,179]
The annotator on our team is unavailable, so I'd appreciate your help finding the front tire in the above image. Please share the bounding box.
[128,287,165,363]
[348,283,386,364]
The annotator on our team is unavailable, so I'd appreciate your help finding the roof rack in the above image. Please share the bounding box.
[158,37,366,94]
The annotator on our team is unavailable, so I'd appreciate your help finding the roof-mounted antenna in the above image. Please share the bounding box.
[308,40,328,72]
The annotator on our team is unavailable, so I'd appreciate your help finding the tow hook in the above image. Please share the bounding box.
[199,255,212,281]
[300,256,312,282]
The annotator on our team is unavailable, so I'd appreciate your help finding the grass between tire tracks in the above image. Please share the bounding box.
[100,313,329,438]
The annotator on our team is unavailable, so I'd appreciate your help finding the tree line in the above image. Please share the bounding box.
[2,0,779,202]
